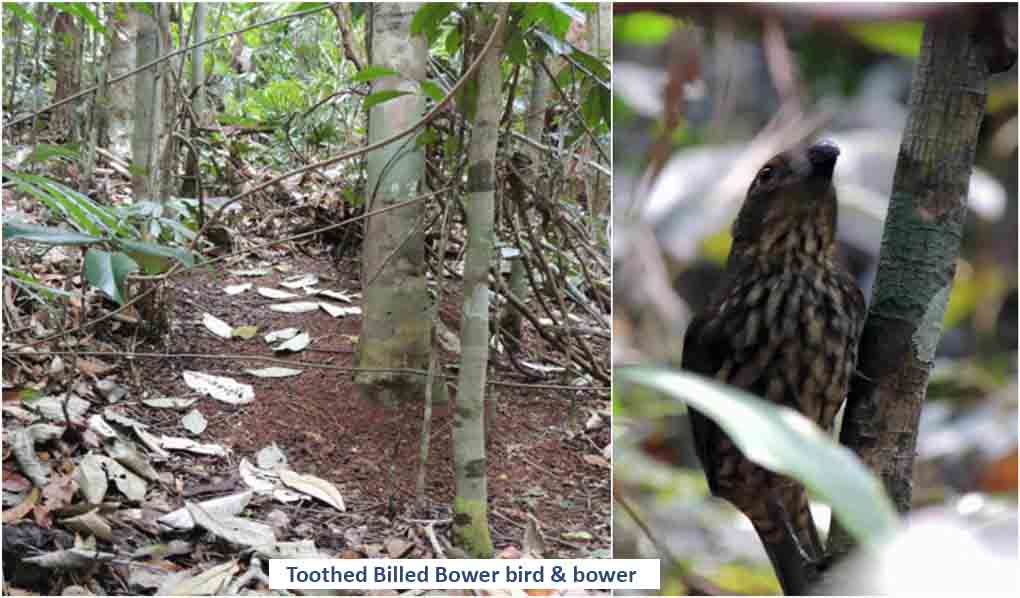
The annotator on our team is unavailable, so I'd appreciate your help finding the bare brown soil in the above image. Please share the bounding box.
[128,252,610,558]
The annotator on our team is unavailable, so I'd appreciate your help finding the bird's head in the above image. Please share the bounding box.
[730,140,840,264]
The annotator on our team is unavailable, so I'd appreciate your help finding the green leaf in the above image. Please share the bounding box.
[505,28,528,66]
[846,21,923,58]
[410,2,457,42]
[444,25,463,57]
[614,11,676,45]
[363,90,412,112]
[550,1,586,24]
[419,79,446,103]
[56,3,107,34]
[5,171,127,237]
[4,3,39,27]
[533,29,572,57]
[84,249,139,305]
[2,221,101,245]
[352,64,401,84]
[117,239,195,268]
[617,366,900,548]
[25,143,81,165]
[521,3,572,38]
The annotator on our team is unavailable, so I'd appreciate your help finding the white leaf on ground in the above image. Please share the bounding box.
[133,426,170,458]
[141,397,198,410]
[279,274,318,289]
[306,288,353,302]
[94,455,147,501]
[269,301,320,313]
[28,395,91,424]
[245,367,302,378]
[223,283,252,295]
[103,407,148,429]
[279,469,345,512]
[155,559,239,596]
[239,458,277,495]
[256,443,288,470]
[186,501,276,547]
[87,414,118,439]
[61,509,114,542]
[105,437,160,481]
[202,313,233,339]
[257,287,298,300]
[519,360,567,374]
[182,371,254,405]
[158,491,253,530]
[74,453,108,504]
[273,488,303,502]
[273,332,310,353]
[229,267,270,277]
[160,435,229,457]
[181,409,208,435]
[263,327,300,343]
[319,302,361,318]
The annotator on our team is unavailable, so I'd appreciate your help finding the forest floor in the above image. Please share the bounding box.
[146,252,612,557]
[3,238,611,594]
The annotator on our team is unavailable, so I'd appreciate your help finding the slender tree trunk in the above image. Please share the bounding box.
[132,6,160,201]
[191,3,208,118]
[499,57,549,345]
[52,12,82,137]
[356,2,431,405]
[108,3,141,156]
[828,13,1015,560]
[452,2,507,558]
[5,10,23,110]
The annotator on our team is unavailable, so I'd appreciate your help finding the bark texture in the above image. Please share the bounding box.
[828,15,1008,559]
[356,2,431,405]
[452,3,507,558]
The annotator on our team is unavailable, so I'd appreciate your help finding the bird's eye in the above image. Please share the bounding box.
[756,166,776,185]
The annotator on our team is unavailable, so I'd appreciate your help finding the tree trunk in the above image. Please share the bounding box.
[499,56,550,345]
[107,4,141,156]
[452,2,507,559]
[52,12,82,137]
[356,2,431,405]
[828,13,1013,560]
[191,3,208,118]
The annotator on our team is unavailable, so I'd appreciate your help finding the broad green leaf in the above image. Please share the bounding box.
[2,221,101,245]
[551,1,586,24]
[5,171,128,237]
[505,27,528,65]
[353,65,401,84]
[533,29,572,57]
[846,22,923,58]
[444,25,463,57]
[521,3,572,38]
[363,90,412,112]
[614,11,676,45]
[410,3,457,42]
[418,79,446,103]
[84,249,138,305]
[617,366,900,548]
[117,239,195,268]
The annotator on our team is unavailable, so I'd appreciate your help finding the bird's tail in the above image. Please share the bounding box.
[753,489,824,595]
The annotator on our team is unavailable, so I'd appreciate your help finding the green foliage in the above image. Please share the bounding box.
[353,65,401,83]
[3,3,39,28]
[363,90,413,112]
[617,366,901,549]
[2,170,198,305]
[614,11,676,45]
[84,249,138,305]
[410,3,458,43]
[846,21,924,58]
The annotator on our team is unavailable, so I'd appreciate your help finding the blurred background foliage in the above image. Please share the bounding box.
[612,4,1017,595]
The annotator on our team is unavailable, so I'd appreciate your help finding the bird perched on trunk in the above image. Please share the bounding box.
[681,140,865,594]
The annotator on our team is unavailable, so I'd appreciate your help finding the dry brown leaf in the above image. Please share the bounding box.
[1,487,40,523]
[582,454,610,469]
[75,358,116,377]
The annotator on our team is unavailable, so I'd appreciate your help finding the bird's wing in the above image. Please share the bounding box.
[681,311,729,495]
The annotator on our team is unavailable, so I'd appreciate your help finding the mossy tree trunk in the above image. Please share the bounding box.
[452,2,507,559]
[828,12,1016,560]
[356,2,431,405]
